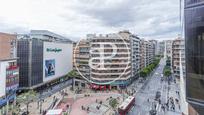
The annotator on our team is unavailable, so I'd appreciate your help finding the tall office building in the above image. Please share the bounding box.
[185,0,204,114]
[0,33,19,108]
[17,30,73,90]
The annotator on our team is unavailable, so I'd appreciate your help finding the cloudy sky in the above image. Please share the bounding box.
[0,0,180,41]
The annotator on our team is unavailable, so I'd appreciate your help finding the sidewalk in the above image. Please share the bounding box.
[166,77,182,115]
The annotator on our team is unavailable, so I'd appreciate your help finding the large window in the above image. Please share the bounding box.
[185,5,204,103]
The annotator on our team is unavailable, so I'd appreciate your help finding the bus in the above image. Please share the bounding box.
[118,96,135,115]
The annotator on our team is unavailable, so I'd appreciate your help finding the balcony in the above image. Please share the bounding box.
[6,65,18,70]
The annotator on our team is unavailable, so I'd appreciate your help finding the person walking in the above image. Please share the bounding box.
[159,99,161,104]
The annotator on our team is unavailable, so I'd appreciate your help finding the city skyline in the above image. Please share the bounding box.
[0,0,180,41]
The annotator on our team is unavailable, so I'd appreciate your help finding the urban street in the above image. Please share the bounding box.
[130,58,181,115]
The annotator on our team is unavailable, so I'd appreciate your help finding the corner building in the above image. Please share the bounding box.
[17,30,73,90]
[87,31,140,88]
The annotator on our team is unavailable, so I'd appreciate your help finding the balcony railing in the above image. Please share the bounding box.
[6,65,18,70]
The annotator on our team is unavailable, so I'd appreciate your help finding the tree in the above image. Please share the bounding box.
[140,68,149,77]
[163,67,171,77]
[9,103,20,115]
[140,58,161,78]
[109,98,118,109]
[68,70,79,90]
[68,70,78,78]
[16,90,37,114]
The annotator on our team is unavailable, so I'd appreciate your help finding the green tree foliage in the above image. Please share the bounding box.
[68,70,78,78]
[140,58,160,77]
[16,90,37,114]
[163,66,171,77]
[109,98,118,109]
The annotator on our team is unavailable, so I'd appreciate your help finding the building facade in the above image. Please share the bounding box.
[165,40,173,60]
[74,31,140,88]
[185,0,204,114]
[149,40,158,57]
[140,39,146,69]
[140,39,155,68]
[172,38,185,78]
[89,31,140,87]
[158,41,165,56]
[73,39,90,79]
[0,33,19,108]
[17,30,73,89]
[0,33,17,60]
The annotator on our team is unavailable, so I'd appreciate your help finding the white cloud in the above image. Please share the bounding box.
[0,0,180,41]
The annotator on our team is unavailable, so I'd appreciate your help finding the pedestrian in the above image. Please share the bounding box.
[147,98,149,102]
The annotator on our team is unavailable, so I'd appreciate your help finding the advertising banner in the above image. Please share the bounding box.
[45,59,55,77]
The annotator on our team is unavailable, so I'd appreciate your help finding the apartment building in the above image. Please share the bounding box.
[140,39,146,69]
[148,41,154,65]
[74,31,140,89]
[119,31,140,80]
[73,39,90,79]
[0,33,19,108]
[172,38,185,78]
[149,40,158,57]
[140,39,155,68]
[172,37,188,114]
[17,30,73,90]
[90,31,140,87]
[165,40,173,59]
[158,41,165,56]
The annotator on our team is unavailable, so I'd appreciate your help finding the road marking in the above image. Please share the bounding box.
[156,103,159,110]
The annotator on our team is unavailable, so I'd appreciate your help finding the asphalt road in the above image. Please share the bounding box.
[129,58,180,115]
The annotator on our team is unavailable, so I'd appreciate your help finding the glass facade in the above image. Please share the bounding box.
[17,40,30,87]
[31,39,43,86]
[17,39,43,88]
[185,0,204,113]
